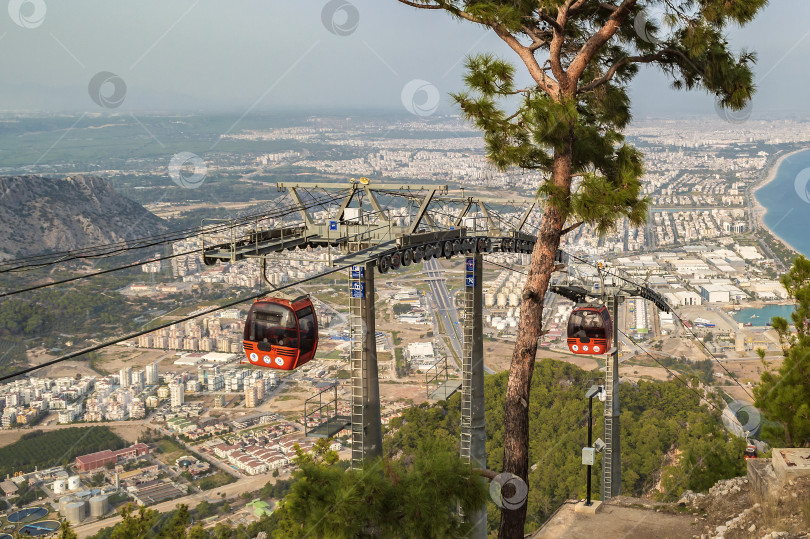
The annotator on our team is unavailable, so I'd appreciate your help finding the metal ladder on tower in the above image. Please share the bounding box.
[349,268,366,470]
[603,351,614,499]
[460,281,474,463]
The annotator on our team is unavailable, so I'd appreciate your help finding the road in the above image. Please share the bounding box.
[423,258,495,375]
[424,258,463,359]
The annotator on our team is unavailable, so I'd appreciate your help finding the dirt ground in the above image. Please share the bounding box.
[38,360,99,379]
[94,347,175,375]
[379,381,431,404]
[622,363,677,383]
[661,335,707,361]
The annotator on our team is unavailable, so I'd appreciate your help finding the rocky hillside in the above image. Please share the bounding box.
[677,475,810,538]
[0,175,168,259]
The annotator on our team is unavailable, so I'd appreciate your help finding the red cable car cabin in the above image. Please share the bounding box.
[744,445,757,460]
[243,296,318,370]
[567,304,612,355]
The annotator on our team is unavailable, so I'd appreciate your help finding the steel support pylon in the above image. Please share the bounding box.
[601,293,622,500]
[349,261,382,469]
[461,253,486,537]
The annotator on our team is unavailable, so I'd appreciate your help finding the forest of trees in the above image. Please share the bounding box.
[0,427,125,477]
[386,359,745,533]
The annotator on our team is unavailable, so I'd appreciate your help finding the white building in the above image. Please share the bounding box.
[169,383,184,408]
[119,367,132,388]
[145,362,159,385]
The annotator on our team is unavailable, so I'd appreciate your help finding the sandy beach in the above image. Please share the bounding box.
[751,147,807,253]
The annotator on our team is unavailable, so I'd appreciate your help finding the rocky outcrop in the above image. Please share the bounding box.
[0,175,167,259]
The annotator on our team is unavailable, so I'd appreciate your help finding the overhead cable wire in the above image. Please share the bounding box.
[563,250,755,401]
[0,192,346,298]
[0,190,348,272]
[485,255,728,413]
[0,260,359,383]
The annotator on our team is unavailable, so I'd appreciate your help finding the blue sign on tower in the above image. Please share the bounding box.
[350,282,365,298]
[350,266,364,279]
[466,258,475,272]
[329,220,338,231]
[465,275,475,287]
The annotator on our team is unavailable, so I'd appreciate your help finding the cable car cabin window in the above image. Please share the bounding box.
[250,304,297,347]
[296,306,316,355]
[568,310,606,340]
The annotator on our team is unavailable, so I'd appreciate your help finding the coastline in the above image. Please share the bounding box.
[751,147,806,254]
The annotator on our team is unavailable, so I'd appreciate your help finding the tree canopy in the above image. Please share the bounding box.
[756,255,810,447]
[271,438,488,538]
[387,358,744,533]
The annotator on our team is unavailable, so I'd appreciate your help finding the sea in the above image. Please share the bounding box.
[755,148,810,257]
[732,304,795,325]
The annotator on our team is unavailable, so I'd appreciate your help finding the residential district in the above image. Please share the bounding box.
[1,115,806,533]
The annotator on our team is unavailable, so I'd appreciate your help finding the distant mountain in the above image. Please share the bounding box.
[0,175,168,259]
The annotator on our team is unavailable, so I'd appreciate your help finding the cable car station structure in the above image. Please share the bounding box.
[201,181,535,472]
[201,179,672,522]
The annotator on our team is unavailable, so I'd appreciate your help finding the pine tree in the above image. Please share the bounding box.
[396,1,765,536]
[756,255,810,447]
[111,504,159,539]
[59,521,78,539]
[272,438,487,538]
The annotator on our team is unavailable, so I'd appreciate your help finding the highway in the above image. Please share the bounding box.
[423,258,495,375]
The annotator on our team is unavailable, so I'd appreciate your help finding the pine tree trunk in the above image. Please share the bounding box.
[498,133,573,539]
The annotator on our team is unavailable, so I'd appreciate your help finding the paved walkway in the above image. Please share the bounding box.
[532,501,696,539]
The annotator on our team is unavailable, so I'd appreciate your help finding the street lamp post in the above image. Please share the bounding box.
[583,384,605,507]
[587,390,593,505]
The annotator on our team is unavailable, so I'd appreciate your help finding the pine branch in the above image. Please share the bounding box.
[577,47,704,94]
[474,468,500,480]
[568,0,639,83]
[491,26,560,96]
[549,4,572,88]
[561,221,584,235]
[396,0,444,9]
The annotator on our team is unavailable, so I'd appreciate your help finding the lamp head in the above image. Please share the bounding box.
[585,385,602,399]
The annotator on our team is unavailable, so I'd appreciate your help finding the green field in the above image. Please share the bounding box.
[153,437,186,464]
[195,470,237,491]
[0,427,125,476]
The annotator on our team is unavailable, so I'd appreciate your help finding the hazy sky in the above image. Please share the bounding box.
[1,0,809,119]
